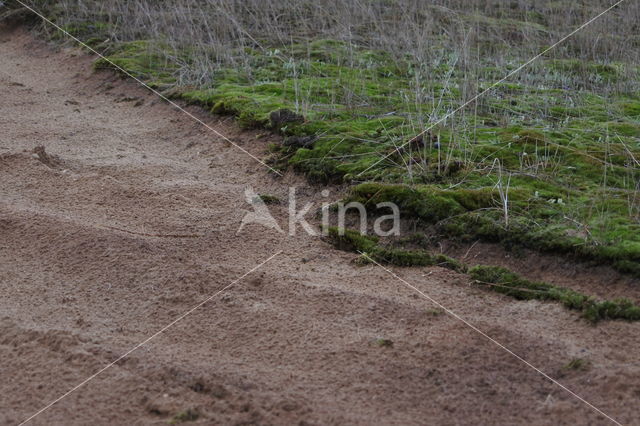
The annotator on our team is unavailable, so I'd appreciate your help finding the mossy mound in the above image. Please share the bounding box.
[326,227,465,272]
[345,183,523,221]
[344,182,640,277]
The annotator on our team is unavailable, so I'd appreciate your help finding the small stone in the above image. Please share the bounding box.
[270,109,304,128]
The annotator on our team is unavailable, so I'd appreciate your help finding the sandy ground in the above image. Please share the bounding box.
[1,24,639,426]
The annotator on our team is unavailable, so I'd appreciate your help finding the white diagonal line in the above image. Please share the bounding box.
[357,0,629,177]
[13,0,282,176]
[359,252,622,425]
[18,250,283,426]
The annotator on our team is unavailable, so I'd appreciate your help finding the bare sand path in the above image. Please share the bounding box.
[1,25,639,425]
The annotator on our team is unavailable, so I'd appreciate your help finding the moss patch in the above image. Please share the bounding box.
[326,227,465,272]
[328,226,640,323]
[469,265,640,323]
[347,182,640,277]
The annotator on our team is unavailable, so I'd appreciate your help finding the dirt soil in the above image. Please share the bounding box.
[1,25,640,426]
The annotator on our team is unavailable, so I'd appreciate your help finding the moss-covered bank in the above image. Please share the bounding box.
[327,227,640,323]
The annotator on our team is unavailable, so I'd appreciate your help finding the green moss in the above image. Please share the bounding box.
[548,59,620,82]
[326,227,465,272]
[469,265,640,323]
[620,101,640,118]
[328,227,639,322]
[345,183,640,277]
[583,298,640,323]
[59,21,111,41]
[326,227,379,252]
[512,129,545,145]
[346,184,464,222]
[93,41,177,86]
[291,149,344,184]
[604,122,640,138]
[345,183,517,223]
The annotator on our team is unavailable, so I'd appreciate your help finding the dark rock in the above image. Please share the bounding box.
[444,160,463,176]
[270,109,305,128]
[408,134,425,148]
[405,131,438,150]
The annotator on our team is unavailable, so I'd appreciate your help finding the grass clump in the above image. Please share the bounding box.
[425,307,445,317]
[375,338,394,348]
[469,265,640,323]
[563,358,590,372]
